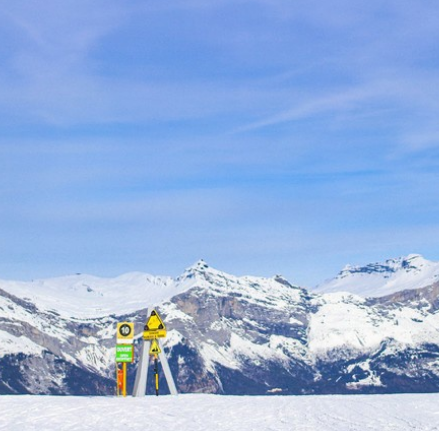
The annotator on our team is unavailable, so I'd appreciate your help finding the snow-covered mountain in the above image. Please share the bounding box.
[2,257,439,395]
[315,254,439,298]
[0,272,183,318]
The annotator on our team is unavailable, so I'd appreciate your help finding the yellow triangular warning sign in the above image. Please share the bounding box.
[143,309,167,339]
[149,339,161,355]
[145,309,166,331]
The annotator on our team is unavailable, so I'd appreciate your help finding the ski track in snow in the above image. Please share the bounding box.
[0,393,439,431]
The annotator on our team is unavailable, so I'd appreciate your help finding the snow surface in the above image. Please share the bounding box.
[315,254,439,298]
[0,393,438,431]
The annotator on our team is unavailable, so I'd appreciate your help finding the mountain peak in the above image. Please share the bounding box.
[315,254,439,298]
[182,259,211,275]
[175,260,216,288]
[193,259,209,270]
[338,254,428,278]
[273,274,295,287]
[385,254,426,268]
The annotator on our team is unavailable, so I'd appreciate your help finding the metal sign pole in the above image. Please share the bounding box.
[157,338,178,395]
[133,338,151,397]
[133,308,149,397]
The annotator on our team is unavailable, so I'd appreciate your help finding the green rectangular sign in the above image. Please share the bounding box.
[116,344,134,363]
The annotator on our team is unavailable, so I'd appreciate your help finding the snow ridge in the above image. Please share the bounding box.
[314,254,439,298]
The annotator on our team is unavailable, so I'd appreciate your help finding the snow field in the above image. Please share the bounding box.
[0,393,438,431]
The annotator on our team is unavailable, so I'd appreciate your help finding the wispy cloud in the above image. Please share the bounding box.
[234,83,387,133]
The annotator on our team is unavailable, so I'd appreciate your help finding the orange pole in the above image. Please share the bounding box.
[123,362,127,397]
[116,364,119,396]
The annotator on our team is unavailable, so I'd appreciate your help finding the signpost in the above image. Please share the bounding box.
[116,321,135,397]
[133,308,177,397]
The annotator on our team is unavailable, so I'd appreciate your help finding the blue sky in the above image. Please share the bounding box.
[1,0,439,286]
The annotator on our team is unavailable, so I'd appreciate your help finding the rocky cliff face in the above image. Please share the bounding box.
[2,259,439,395]
[160,267,315,394]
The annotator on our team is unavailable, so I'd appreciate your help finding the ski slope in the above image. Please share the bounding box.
[0,393,438,431]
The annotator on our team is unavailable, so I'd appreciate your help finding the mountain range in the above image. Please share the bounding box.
[2,254,439,395]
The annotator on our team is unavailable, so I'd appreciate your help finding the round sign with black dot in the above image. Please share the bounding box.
[119,323,132,337]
